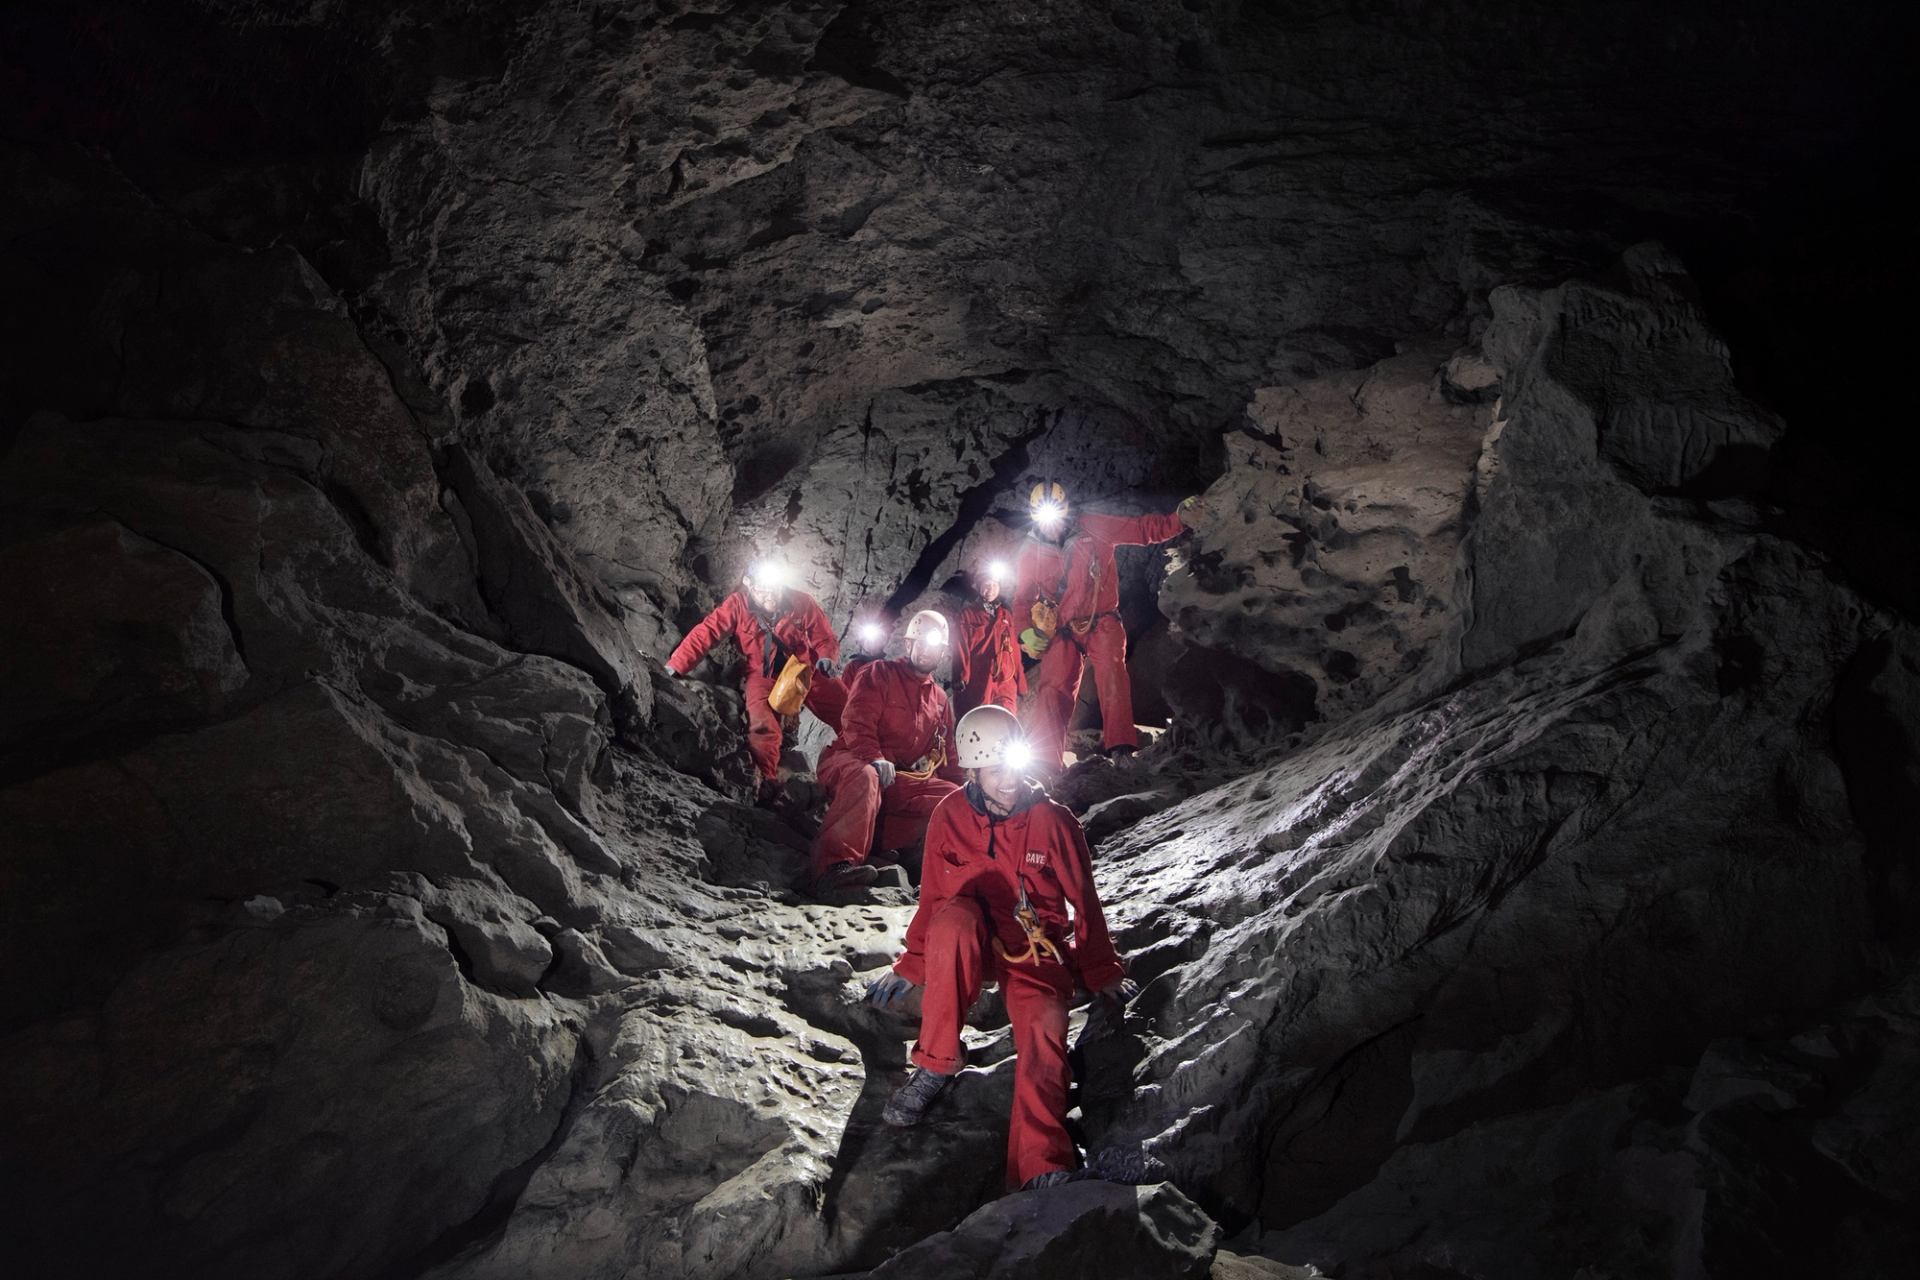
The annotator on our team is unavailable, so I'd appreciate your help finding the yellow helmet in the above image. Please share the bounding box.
[1027,482,1067,510]
[1028,482,1068,532]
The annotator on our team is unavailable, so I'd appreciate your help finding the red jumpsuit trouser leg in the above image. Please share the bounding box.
[805,673,848,733]
[911,898,988,1074]
[1001,960,1077,1189]
[1085,614,1138,751]
[1027,635,1087,774]
[910,897,1077,1189]
[873,775,959,855]
[813,752,881,876]
[743,676,782,781]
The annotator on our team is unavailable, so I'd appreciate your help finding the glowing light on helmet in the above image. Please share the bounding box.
[904,609,950,647]
[1004,740,1033,771]
[1034,501,1064,530]
[987,560,1009,583]
[859,621,884,647]
[746,560,789,591]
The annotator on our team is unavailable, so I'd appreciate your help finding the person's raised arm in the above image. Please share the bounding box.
[665,594,741,675]
[1080,509,1186,549]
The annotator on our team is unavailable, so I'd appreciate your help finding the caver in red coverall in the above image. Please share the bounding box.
[952,598,1026,718]
[892,785,1127,1188]
[1013,509,1188,771]
[665,588,847,781]
[811,658,963,879]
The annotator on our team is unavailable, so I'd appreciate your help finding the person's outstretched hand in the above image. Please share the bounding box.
[871,759,897,787]
[1096,977,1139,1015]
[865,972,916,1010]
[815,657,835,676]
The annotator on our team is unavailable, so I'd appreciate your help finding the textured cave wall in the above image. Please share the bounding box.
[3,2,1919,1280]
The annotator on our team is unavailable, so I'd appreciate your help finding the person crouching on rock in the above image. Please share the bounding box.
[663,559,849,806]
[809,609,964,897]
[951,559,1026,720]
[864,704,1140,1192]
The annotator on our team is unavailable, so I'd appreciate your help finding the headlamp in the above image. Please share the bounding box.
[748,560,789,591]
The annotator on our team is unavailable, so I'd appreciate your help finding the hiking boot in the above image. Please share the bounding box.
[1102,743,1136,761]
[881,1068,952,1127]
[1086,1145,1172,1185]
[811,862,879,899]
[869,864,911,890]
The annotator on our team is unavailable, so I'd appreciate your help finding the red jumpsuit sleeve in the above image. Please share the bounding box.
[1004,613,1029,694]
[1052,808,1127,992]
[665,595,740,674]
[951,608,977,688]
[1079,509,1187,548]
[894,799,959,985]
[937,696,964,784]
[1012,544,1043,621]
[837,663,889,762]
[803,595,841,663]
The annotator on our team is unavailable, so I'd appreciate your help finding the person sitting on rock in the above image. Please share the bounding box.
[951,559,1026,721]
[810,609,965,897]
[865,704,1140,1191]
[1013,482,1195,774]
[664,559,848,805]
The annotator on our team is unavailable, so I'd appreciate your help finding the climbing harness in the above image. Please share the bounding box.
[979,809,1064,967]
[993,882,1065,967]
[896,728,948,781]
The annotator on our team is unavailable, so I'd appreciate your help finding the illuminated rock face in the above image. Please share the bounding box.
[2,4,1916,1280]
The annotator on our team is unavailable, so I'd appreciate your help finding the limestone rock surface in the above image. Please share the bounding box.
[2,3,1915,1280]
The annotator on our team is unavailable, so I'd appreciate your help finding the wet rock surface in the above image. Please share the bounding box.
[3,3,1917,1280]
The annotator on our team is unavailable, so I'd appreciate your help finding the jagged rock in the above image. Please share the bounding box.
[694,797,813,890]
[1257,966,1920,1278]
[1162,343,1487,729]
[1072,254,1913,1273]
[1208,1253,1322,1280]
[0,516,248,752]
[0,890,581,1279]
[651,670,760,796]
[442,446,656,737]
[858,1181,1220,1280]
[1462,244,1788,674]
[1082,788,1188,845]
[4,6,1916,1280]
[405,874,556,996]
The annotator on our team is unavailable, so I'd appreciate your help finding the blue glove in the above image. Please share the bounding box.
[865,972,915,1009]
[815,657,835,676]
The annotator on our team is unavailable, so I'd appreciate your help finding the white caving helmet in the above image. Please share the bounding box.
[904,609,950,647]
[955,704,1032,771]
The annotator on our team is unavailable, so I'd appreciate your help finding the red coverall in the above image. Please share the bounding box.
[812,658,963,878]
[952,600,1026,719]
[1013,510,1187,771]
[893,788,1127,1189]
[665,589,846,781]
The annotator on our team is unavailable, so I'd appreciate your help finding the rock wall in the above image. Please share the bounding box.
[3,2,1916,1279]
[1083,251,1919,1274]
